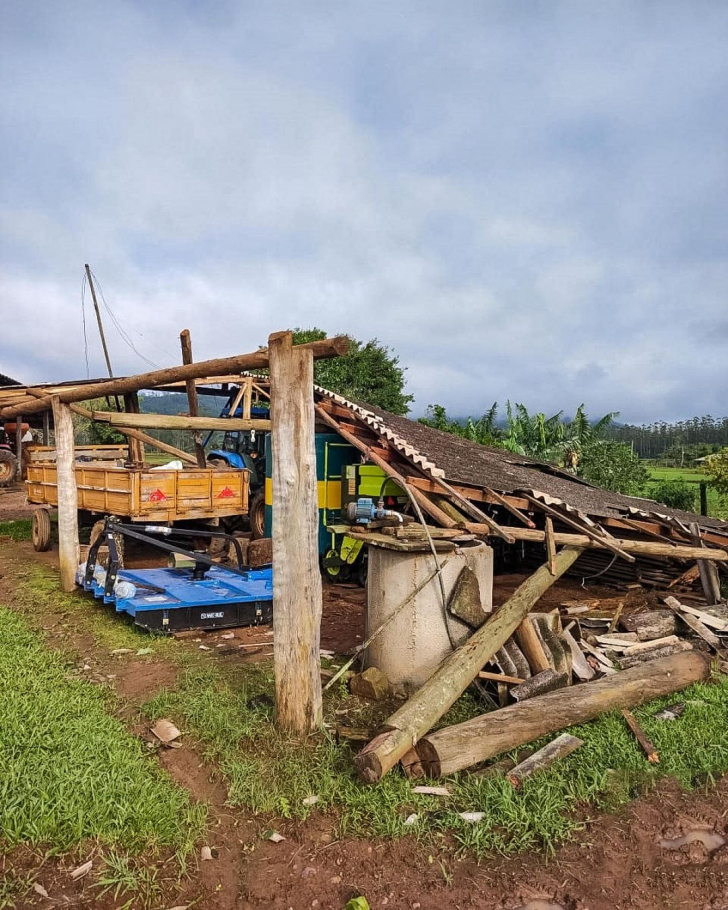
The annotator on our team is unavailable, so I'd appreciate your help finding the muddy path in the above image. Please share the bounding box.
[0,535,726,909]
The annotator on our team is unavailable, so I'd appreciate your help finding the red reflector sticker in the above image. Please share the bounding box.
[217,486,235,499]
[148,488,168,502]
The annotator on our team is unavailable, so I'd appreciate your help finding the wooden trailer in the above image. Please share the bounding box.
[26,453,248,551]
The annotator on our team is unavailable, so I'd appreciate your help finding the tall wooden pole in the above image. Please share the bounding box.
[179,329,207,469]
[42,410,50,446]
[51,398,79,592]
[269,331,323,735]
[85,264,114,380]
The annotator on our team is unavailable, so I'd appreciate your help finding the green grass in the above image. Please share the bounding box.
[143,657,728,856]
[17,564,182,657]
[0,605,206,854]
[0,519,32,542]
[643,465,727,519]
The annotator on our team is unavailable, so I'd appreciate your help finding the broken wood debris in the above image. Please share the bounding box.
[506,733,584,787]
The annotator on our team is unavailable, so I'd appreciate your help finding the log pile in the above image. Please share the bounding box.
[352,559,726,783]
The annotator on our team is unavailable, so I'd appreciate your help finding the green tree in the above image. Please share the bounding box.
[577,441,649,494]
[293,328,413,415]
[706,448,728,497]
[648,480,697,512]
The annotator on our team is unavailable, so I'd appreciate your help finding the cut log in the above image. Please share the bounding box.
[91,412,271,432]
[506,733,584,787]
[663,596,723,651]
[1,336,350,419]
[404,651,710,778]
[621,710,658,763]
[515,616,552,674]
[353,546,584,783]
[619,610,677,641]
[619,641,692,669]
[511,669,568,701]
[622,635,681,655]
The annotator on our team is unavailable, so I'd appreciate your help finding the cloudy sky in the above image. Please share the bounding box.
[1,1,726,422]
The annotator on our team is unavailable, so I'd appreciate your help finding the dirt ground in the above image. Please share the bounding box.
[0,491,726,910]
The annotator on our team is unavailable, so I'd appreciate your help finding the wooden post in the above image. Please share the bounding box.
[699,482,708,517]
[179,329,207,469]
[689,522,721,605]
[42,410,50,446]
[51,398,79,592]
[123,393,145,464]
[269,331,323,735]
[545,517,557,574]
[353,546,584,783]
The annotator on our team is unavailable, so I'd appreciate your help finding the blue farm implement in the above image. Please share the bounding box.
[79,519,272,633]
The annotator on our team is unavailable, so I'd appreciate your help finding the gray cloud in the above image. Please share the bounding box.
[1,1,727,422]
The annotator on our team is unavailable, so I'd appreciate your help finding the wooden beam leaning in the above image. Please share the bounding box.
[689,522,722,605]
[353,546,584,784]
[314,405,458,529]
[51,398,79,592]
[180,329,208,469]
[462,526,728,562]
[1,336,350,419]
[423,474,514,542]
[269,332,324,736]
[406,651,710,778]
[90,412,271,432]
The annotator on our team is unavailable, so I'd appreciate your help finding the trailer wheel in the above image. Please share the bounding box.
[32,508,52,552]
[249,490,266,539]
[0,449,18,487]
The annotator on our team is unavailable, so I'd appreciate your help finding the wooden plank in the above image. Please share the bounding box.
[269,331,323,735]
[689,522,722,605]
[562,628,595,681]
[477,671,525,685]
[675,603,728,631]
[92,412,271,431]
[404,475,532,513]
[51,399,79,592]
[353,546,584,784]
[462,525,728,562]
[506,733,583,787]
[663,596,724,650]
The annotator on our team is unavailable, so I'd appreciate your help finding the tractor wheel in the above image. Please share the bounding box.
[0,449,18,487]
[249,490,266,539]
[356,553,369,588]
[32,509,52,552]
[322,549,352,583]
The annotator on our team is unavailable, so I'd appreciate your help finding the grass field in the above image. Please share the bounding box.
[643,464,728,519]
[0,606,205,855]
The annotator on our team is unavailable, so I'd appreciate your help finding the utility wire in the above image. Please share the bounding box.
[89,269,165,369]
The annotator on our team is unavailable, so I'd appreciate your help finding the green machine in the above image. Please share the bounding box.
[264,433,407,584]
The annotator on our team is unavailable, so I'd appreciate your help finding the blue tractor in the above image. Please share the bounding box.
[204,396,269,538]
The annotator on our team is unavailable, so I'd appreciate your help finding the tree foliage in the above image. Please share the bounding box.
[706,448,728,497]
[292,328,413,415]
[576,441,649,495]
[648,480,697,512]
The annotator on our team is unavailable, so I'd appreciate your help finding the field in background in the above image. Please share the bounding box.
[643,464,727,520]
